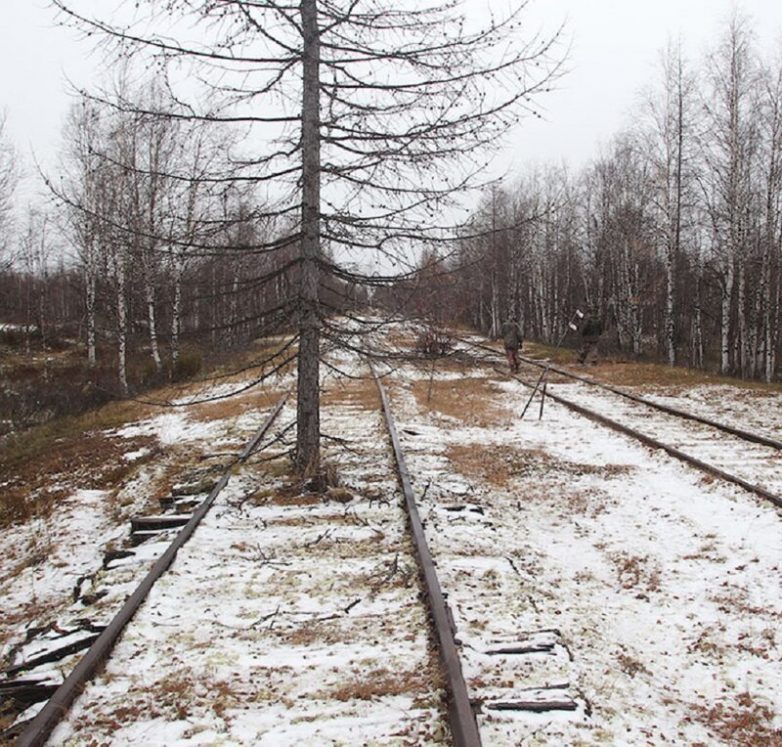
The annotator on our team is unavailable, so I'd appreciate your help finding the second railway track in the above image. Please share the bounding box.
[459,335,782,510]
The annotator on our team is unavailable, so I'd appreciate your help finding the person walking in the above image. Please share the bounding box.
[577,307,603,365]
[501,316,523,373]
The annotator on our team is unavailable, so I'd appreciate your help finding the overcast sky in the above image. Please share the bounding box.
[2,0,782,196]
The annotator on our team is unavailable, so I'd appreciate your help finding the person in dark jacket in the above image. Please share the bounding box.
[577,308,603,365]
[501,317,523,372]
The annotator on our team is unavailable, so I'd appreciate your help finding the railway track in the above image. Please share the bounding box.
[4,360,589,746]
[458,335,782,511]
[373,364,588,745]
[4,335,779,745]
[381,333,782,743]
[6,395,288,747]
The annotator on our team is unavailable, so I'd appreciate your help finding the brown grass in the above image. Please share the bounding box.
[189,387,282,423]
[447,443,631,489]
[0,433,159,529]
[616,651,651,678]
[610,552,661,593]
[693,694,782,746]
[316,667,432,702]
[0,334,295,530]
[525,341,782,392]
[412,376,508,427]
[445,444,544,486]
[321,377,380,410]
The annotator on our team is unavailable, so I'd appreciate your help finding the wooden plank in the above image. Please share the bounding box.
[486,699,578,713]
[130,515,191,532]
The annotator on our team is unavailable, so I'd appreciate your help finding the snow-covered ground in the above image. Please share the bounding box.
[2,328,781,745]
[384,358,782,745]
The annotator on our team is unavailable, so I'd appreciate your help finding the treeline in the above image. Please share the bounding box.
[0,84,356,396]
[413,17,782,382]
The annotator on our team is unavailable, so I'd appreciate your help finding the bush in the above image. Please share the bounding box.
[416,326,454,357]
[172,350,203,381]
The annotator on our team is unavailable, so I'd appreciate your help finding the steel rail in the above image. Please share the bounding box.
[518,353,782,451]
[463,336,782,452]
[371,365,482,747]
[16,393,289,747]
[502,368,782,510]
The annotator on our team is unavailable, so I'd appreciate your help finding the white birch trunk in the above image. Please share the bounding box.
[720,260,734,374]
[116,255,129,395]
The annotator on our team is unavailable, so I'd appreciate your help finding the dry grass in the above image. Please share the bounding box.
[610,552,661,593]
[0,433,159,529]
[446,444,546,487]
[447,443,631,489]
[412,376,509,427]
[525,341,782,392]
[264,491,323,507]
[616,651,651,678]
[0,333,294,529]
[189,387,282,423]
[693,693,782,746]
[384,326,421,351]
[316,667,433,702]
[321,376,380,410]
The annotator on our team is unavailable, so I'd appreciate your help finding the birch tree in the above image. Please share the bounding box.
[645,41,695,366]
[756,55,782,382]
[0,112,17,269]
[700,15,758,376]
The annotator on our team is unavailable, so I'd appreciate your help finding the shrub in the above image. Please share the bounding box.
[416,326,454,357]
[172,350,203,381]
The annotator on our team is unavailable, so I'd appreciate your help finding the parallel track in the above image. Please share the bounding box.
[10,375,487,746]
[15,336,775,745]
[460,336,782,510]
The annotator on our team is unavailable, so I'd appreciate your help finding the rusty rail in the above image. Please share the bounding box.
[372,365,482,747]
[506,370,782,510]
[518,353,782,452]
[15,393,288,747]
[456,336,782,508]
[462,337,782,452]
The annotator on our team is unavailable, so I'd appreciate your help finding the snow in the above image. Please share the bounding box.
[115,411,228,447]
[383,356,782,744]
[48,395,446,746]
[3,325,781,745]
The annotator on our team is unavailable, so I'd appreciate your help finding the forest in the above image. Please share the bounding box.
[413,17,782,383]
[0,12,780,435]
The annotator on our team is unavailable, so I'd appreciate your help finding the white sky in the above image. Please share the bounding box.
[2,0,782,196]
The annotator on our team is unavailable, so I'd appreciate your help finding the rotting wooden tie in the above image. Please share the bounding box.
[130,514,191,533]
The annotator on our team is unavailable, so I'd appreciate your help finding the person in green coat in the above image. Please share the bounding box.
[501,317,523,372]
[577,309,603,365]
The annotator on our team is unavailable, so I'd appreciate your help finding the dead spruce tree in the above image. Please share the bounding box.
[52,0,562,475]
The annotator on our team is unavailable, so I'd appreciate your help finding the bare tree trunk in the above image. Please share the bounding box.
[771,271,781,380]
[294,0,322,476]
[115,253,129,395]
[664,240,675,365]
[720,260,734,374]
[171,251,183,367]
[490,269,500,338]
[692,281,704,368]
[85,253,97,366]
[737,258,750,377]
[144,270,162,372]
